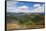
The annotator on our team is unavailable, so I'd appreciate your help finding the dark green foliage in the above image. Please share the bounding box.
[18,16,29,24]
[31,15,40,23]
[7,13,44,25]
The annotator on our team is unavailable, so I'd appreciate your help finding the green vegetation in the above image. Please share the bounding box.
[7,13,45,29]
[7,13,44,25]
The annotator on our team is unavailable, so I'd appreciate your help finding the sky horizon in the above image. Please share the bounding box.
[7,1,45,13]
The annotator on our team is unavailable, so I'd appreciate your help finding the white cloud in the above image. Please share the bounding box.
[34,4,40,7]
[15,5,44,13]
[17,5,29,11]
[15,5,31,13]
[33,5,44,13]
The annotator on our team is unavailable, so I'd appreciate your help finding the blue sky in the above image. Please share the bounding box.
[7,1,45,13]
[16,2,44,7]
[16,2,44,9]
